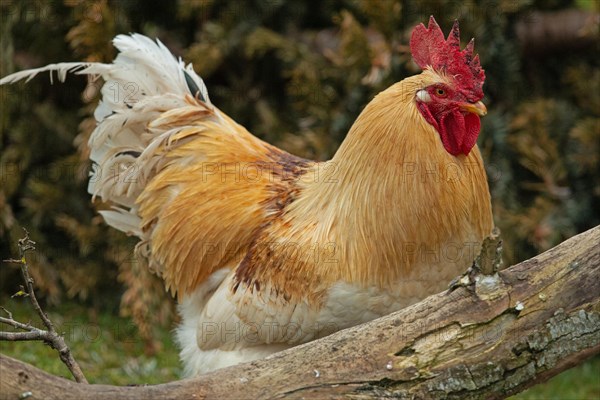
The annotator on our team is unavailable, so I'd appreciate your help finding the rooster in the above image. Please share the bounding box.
[0,16,493,376]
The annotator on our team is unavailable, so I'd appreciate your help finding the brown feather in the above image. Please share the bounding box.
[136,108,313,300]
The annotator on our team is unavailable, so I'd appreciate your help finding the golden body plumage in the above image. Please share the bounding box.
[0,24,493,375]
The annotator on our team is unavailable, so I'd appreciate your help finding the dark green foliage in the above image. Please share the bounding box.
[1,0,598,350]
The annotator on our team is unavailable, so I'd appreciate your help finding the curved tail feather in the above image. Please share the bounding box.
[1,34,212,239]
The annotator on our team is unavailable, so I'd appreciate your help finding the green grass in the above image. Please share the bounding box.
[0,297,180,385]
[1,298,598,397]
[510,355,600,400]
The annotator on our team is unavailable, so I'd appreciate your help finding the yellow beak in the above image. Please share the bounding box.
[459,101,487,116]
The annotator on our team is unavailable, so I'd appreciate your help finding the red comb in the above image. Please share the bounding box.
[410,16,485,101]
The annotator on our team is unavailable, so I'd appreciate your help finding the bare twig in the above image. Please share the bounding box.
[1,228,88,384]
[0,330,47,341]
[0,315,34,331]
[0,306,14,320]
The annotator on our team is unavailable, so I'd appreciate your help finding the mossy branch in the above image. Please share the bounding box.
[1,226,599,399]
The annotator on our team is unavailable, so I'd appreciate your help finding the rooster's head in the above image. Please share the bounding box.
[410,16,487,156]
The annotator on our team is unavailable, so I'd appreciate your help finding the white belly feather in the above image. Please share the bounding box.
[176,253,464,376]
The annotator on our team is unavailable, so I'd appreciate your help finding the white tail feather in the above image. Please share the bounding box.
[0,34,213,240]
[0,63,94,85]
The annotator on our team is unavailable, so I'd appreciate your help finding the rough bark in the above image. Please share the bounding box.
[1,225,599,400]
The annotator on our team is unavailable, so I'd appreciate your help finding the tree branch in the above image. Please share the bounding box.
[1,229,88,384]
[516,9,599,56]
[0,313,36,331]
[1,225,599,399]
[0,330,48,341]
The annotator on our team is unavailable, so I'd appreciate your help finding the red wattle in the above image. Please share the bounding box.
[438,110,480,156]
[461,112,481,154]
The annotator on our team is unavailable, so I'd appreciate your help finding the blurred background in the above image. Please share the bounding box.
[0,0,598,396]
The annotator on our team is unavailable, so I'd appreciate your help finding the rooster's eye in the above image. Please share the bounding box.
[435,88,447,97]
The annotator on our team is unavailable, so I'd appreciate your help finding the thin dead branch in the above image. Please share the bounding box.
[1,228,88,384]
